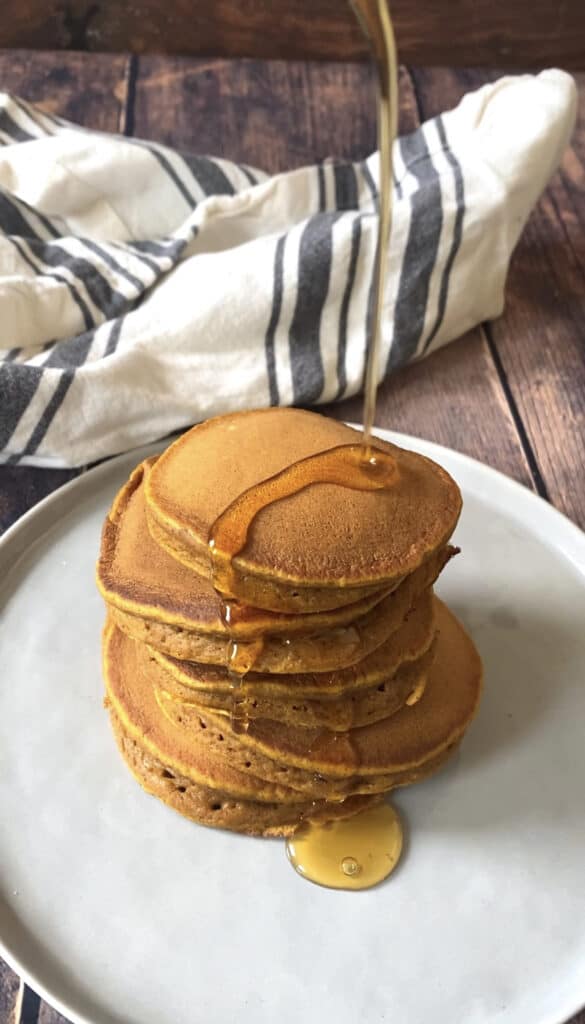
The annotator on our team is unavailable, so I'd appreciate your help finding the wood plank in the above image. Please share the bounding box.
[0,50,131,541]
[0,963,20,1024]
[2,0,585,67]
[38,999,71,1023]
[133,56,377,171]
[412,68,585,529]
[0,49,130,129]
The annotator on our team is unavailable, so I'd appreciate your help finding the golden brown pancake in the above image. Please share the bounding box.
[228,599,482,777]
[103,599,480,803]
[144,409,462,612]
[144,585,436,700]
[151,645,433,731]
[98,458,396,637]
[104,620,449,804]
[111,711,383,838]
[101,524,448,675]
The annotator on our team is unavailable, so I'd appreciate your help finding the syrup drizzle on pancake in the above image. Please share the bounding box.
[208,444,398,734]
[287,0,402,887]
[204,0,404,887]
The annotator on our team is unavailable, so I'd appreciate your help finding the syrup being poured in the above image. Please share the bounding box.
[206,0,402,889]
[286,0,402,890]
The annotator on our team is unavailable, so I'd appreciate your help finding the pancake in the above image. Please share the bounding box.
[104,619,451,803]
[228,599,482,777]
[111,711,382,838]
[97,458,392,639]
[103,600,480,801]
[145,409,462,612]
[145,585,436,700]
[105,537,452,673]
[152,647,432,731]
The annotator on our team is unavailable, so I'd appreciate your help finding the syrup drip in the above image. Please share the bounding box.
[206,1,400,877]
[286,803,403,890]
[285,0,402,889]
[208,444,398,599]
[208,445,397,736]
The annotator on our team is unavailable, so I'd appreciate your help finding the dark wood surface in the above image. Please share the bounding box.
[0,48,584,1024]
[2,0,585,67]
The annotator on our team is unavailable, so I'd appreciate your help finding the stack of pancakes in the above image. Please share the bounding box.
[98,409,482,836]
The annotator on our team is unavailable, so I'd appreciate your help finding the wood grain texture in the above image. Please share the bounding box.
[132,57,418,169]
[133,56,376,170]
[0,49,130,129]
[0,964,20,1024]
[412,67,585,528]
[37,1000,71,1023]
[1,0,585,67]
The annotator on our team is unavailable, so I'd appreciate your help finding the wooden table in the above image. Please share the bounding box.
[0,49,583,1024]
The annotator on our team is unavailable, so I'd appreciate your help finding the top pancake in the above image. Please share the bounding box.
[145,409,461,611]
[98,457,390,639]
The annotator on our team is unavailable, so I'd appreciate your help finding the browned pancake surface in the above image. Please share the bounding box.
[111,711,381,837]
[98,457,395,635]
[145,409,462,592]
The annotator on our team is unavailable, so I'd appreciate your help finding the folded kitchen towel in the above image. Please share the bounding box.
[0,69,576,467]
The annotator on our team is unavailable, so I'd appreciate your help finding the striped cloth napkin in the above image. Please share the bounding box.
[0,69,576,468]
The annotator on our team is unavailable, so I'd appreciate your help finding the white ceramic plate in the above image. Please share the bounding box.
[1,429,585,1024]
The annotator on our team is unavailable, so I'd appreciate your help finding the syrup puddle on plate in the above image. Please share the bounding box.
[286,803,403,891]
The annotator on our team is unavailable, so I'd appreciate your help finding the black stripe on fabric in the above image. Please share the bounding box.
[105,317,124,356]
[386,126,443,373]
[112,242,162,276]
[135,142,197,209]
[9,237,94,331]
[182,155,236,197]
[0,108,34,142]
[43,328,96,369]
[0,190,60,241]
[333,163,359,211]
[0,192,39,238]
[317,165,326,213]
[79,238,146,292]
[264,235,285,406]
[335,215,362,400]
[239,164,258,187]
[288,212,339,404]
[0,363,43,449]
[421,115,465,354]
[17,369,74,459]
[130,238,188,261]
[360,161,378,209]
[25,239,129,319]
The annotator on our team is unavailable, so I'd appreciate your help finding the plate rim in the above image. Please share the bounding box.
[1,425,584,1024]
